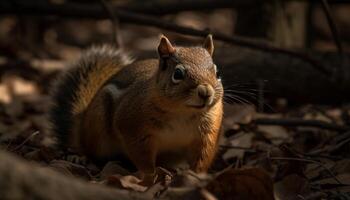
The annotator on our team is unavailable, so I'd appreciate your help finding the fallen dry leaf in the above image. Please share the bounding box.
[257,125,290,145]
[206,168,274,200]
[100,161,130,180]
[7,76,38,96]
[274,174,311,200]
[107,174,148,192]
[223,132,254,161]
[222,104,256,132]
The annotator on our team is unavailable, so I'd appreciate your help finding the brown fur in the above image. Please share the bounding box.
[51,35,223,174]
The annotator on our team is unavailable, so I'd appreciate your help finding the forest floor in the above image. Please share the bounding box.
[0,61,349,199]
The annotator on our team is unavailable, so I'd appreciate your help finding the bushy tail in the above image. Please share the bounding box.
[49,45,133,145]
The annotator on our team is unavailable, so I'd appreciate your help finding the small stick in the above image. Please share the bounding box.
[320,0,343,55]
[98,0,123,48]
[254,118,349,132]
[10,131,40,152]
[269,156,343,185]
[220,145,266,153]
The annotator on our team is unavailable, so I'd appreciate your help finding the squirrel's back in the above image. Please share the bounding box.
[49,45,133,147]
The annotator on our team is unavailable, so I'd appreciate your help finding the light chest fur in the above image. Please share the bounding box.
[156,115,200,153]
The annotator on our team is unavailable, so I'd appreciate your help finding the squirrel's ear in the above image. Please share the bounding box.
[203,34,214,56]
[158,35,175,57]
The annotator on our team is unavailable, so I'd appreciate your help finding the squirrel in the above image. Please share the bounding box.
[49,34,223,176]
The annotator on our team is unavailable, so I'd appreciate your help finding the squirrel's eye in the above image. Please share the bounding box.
[172,65,185,83]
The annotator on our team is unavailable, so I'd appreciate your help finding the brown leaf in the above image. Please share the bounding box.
[222,132,254,161]
[222,104,256,132]
[107,174,147,192]
[206,168,275,200]
[274,174,311,200]
[100,161,130,180]
[8,76,38,96]
[257,125,290,145]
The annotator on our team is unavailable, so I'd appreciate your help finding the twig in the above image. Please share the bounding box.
[320,0,343,55]
[254,118,349,132]
[307,131,350,155]
[281,143,343,160]
[98,0,123,48]
[269,156,343,185]
[220,145,266,153]
[10,131,39,152]
[321,135,350,153]
[0,1,331,75]
[303,153,342,160]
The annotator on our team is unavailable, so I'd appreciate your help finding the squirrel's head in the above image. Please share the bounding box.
[155,34,223,113]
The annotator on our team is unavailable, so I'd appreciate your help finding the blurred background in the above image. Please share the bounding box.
[0,0,350,106]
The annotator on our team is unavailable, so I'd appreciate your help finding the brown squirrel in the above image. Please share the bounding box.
[49,35,223,176]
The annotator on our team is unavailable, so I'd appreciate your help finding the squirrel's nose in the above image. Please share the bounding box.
[197,84,214,103]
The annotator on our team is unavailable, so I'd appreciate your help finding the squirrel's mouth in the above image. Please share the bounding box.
[186,94,215,109]
[187,101,215,109]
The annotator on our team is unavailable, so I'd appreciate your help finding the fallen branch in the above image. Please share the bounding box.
[0,151,142,200]
[254,118,349,132]
[0,150,209,200]
[217,47,350,104]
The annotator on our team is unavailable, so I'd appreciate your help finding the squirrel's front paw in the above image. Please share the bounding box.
[135,171,156,186]
[136,167,173,186]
